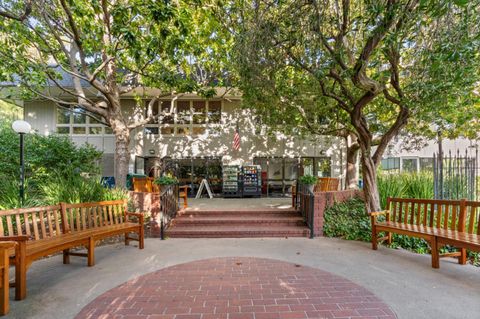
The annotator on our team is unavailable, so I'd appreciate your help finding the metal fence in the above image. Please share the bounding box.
[433,149,478,200]
[295,183,315,238]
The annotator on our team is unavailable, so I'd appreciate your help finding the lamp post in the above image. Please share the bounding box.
[12,120,31,206]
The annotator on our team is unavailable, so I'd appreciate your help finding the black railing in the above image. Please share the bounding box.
[160,184,179,240]
[296,183,315,238]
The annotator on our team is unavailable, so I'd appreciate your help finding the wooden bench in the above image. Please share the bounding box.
[370,197,480,268]
[0,199,144,300]
[0,242,15,316]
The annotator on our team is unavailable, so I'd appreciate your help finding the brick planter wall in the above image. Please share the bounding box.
[313,190,363,236]
[129,191,161,237]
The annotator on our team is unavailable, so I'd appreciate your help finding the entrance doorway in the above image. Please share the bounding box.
[253,156,331,197]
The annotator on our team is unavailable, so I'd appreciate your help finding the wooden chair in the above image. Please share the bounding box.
[149,177,160,193]
[0,242,15,316]
[132,177,152,192]
[314,177,339,192]
[179,185,189,209]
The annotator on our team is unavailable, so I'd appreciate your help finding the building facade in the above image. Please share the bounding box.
[23,93,347,196]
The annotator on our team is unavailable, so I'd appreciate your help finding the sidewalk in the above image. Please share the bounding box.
[7,237,480,319]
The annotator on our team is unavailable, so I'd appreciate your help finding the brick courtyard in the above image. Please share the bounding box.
[75,257,396,319]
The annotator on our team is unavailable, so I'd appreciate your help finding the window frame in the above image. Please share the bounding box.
[55,106,112,136]
[144,99,223,137]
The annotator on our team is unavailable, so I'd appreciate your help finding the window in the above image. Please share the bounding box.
[381,157,400,171]
[56,106,111,135]
[145,99,222,136]
[193,101,206,124]
[420,158,433,171]
[402,158,418,172]
[208,101,221,124]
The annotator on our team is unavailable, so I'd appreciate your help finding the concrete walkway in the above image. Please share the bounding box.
[184,198,293,211]
[6,237,480,319]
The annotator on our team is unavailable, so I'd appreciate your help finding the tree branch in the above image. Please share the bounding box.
[0,0,31,21]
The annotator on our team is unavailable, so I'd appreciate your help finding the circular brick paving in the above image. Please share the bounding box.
[76,257,396,319]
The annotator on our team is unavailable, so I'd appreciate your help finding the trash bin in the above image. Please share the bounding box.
[101,176,115,189]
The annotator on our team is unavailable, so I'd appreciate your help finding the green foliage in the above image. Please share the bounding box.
[299,175,317,185]
[377,172,434,209]
[0,119,124,209]
[323,198,371,241]
[0,120,102,181]
[154,176,178,185]
[0,172,128,209]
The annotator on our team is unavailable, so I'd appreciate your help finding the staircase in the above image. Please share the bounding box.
[166,208,310,238]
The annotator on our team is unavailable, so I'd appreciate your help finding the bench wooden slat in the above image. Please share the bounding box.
[451,205,457,231]
[104,206,110,226]
[46,211,53,237]
[0,217,4,236]
[54,210,61,235]
[81,208,87,231]
[6,216,13,237]
[443,205,449,230]
[409,202,414,224]
[106,206,113,225]
[86,207,92,228]
[422,203,428,226]
[32,213,40,240]
[15,214,22,236]
[23,213,31,237]
[436,204,442,228]
[403,202,409,224]
[39,211,47,239]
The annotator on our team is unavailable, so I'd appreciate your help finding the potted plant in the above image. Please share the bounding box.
[154,175,178,193]
[299,174,317,192]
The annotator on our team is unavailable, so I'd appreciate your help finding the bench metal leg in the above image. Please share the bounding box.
[459,248,467,265]
[63,249,70,264]
[87,238,95,267]
[431,237,440,269]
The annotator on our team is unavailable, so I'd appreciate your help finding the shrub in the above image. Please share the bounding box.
[377,171,434,208]
[299,175,317,185]
[154,175,178,185]
[323,197,371,241]
[0,119,102,183]
[37,172,128,205]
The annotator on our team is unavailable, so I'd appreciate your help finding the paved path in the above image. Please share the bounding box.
[76,257,396,319]
[6,237,480,319]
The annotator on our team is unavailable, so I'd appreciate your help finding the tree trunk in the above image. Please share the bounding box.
[110,114,131,189]
[345,145,359,189]
[360,154,381,213]
[114,130,130,189]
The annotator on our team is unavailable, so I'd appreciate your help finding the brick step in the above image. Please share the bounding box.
[172,217,305,227]
[178,210,300,218]
[166,225,311,238]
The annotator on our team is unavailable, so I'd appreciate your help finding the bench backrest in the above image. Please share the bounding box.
[387,197,480,234]
[0,205,63,240]
[63,200,127,233]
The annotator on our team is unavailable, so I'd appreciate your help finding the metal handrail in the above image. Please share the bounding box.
[297,183,315,239]
[159,184,179,240]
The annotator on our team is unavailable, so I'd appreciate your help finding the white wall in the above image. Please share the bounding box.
[24,98,347,181]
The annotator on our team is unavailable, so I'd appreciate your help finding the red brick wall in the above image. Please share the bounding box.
[129,191,161,237]
[313,190,363,236]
